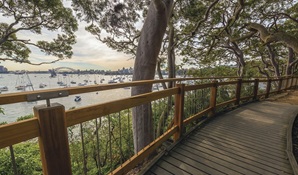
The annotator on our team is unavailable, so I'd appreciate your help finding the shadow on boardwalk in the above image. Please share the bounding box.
[146,97,298,175]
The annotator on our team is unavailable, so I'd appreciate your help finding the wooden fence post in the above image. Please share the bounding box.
[34,103,72,175]
[277,78,282,93]
[209,81,218,117]
[285,77,290,90]
[253,79,259,101]
[235,79,242,106]
[290,76,294,89]
[174,84,185,141]
[265,79,272,98]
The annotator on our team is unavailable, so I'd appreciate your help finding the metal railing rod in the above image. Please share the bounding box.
[110,126,178,175]
[66,88,179,127]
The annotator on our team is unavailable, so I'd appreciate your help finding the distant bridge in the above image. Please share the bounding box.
[53,67,77,72]
[48,67,78,77]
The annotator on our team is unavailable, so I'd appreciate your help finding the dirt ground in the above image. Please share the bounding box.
[268,90,298,164]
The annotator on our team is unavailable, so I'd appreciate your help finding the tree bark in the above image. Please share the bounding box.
[131,0,173,153]
[167,22,176,88]
[266,44,280,77]
[287,47,294,76]
[247,23,298,54]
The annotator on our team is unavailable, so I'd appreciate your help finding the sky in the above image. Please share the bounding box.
[0,5,135,71]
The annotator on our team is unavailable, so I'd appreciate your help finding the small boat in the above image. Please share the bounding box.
[39,83,47,88]
[108,80,117,84]
[0,86,8,91]
[78,83,86,86]
[74,96,81,102]
[15,85,26,90]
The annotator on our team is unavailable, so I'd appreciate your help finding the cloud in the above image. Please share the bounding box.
[1,10,134,71]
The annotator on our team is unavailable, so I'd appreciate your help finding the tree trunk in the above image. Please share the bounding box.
[167,22,176,88]
[131,0,173,153]
[287,47,294,76]
[156,60,168,90]
[266,44,280,77]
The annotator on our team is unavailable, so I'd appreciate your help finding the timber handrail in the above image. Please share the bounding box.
[0,76,297,175]
[0,76,282,105]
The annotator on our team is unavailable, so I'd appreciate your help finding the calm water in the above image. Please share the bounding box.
[0,73,132,123]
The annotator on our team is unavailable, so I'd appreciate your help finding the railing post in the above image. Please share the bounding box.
[285,77,290,90]
[34,103,72,175]
[277,78,282,93]
[253,79,259,101]
[290,76,294,89]
[174,84,185,141]
[265,79,272,98]
[235,79,242,106]
[209,81,218,117]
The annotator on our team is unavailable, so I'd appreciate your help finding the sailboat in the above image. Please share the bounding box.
[15,72,34,91]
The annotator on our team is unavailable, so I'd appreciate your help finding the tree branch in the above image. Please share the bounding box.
[0,57,61,65]
[218,0,244,36]
[192,0,220,36]
[229,31,257,42]
[247,22,298,54]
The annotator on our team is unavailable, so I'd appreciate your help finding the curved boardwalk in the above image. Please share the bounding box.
[146,101,298,175]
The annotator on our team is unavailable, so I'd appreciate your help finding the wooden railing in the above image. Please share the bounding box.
[0,76,296,175]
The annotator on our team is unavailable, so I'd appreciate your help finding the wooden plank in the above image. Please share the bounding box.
[34,103,72,175]
[183,107,211,126]
[110,126,178,175]
[217,80,238,86]
[182,141,265,174]
[184,83,213,91]
[162,154,219,175]
[241,80,255,83]
[0,77,290,105]
[189,133,291,170]
[174,84,185,141]
[146,165,172,175]
[209,81,217,116]
[235,79,242,106]
[0,118,39,149]
[205,122,285,145]
[171,148,243,175]
[253,79,259,100]
[216,99,236,108]
[177,144,259,175]
[197,129,286,156]
[204,119,286,141]
[156,159,192,175]
[196,131,286,161]
[186,138,291,174]
[66,88,178,126]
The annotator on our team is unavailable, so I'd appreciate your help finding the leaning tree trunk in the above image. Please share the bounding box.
[287,47,294,76]
[131,0,173,153]
[167,22,176,88]
[266,44,280,77]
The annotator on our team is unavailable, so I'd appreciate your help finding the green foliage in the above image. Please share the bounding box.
[68,111,134,174]
[187,66,238,77]
[0,107,4,115]
[0,142,42,175]
[16,114,34,121]
[0,0,78,64]
[73,0,145,56]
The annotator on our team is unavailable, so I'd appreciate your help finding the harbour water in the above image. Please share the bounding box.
[0,73,132,123]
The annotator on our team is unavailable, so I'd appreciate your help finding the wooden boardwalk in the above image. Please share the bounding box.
[145,101,298,175]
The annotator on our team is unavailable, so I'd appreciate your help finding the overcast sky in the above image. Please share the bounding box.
[1,5,135,71]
